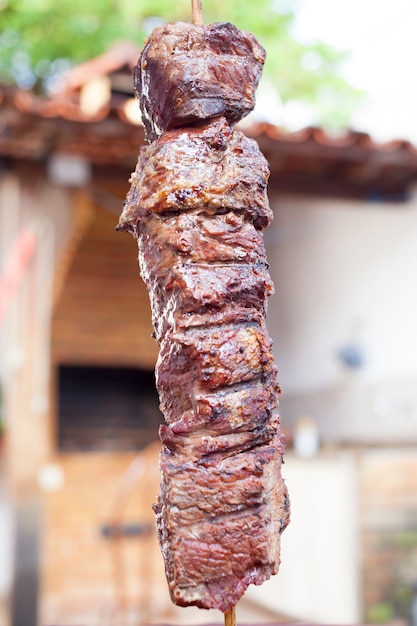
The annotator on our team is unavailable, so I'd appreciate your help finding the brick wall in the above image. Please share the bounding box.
[51,194,158,369]
[40,444,176,623]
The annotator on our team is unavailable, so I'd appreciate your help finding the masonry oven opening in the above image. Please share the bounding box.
[57,365,163,452]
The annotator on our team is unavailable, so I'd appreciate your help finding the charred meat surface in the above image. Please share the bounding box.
[118,19,289,613]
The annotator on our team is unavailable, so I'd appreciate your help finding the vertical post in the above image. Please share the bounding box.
[1,177,57,626]
[10,495,41,626]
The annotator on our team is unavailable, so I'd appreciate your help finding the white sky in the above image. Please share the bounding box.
[291,0,417,143]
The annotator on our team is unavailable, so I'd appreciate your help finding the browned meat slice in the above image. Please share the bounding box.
[134,21,265,142]
[160,411,281,461]
[164,380,281,436]
[132,210,268,266]
[143,262,272,341]
[158,323,275,391]
[164,261,272,313]
[156,323,277,424]
[129,204,273,341]
[154,435,289,611]
[118,116,272,231]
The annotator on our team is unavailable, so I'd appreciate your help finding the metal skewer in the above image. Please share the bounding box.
[191,0,203,24]
[225,605,237,626]
[192,1,236,624]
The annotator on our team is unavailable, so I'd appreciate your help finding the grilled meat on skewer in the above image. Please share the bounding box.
[118,21,290,612]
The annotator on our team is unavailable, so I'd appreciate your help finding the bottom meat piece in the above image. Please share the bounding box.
[154,434,289,612]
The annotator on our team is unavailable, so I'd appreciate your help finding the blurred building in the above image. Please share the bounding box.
[1,44,417,625]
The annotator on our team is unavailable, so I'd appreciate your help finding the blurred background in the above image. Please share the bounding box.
[1,0,417,624]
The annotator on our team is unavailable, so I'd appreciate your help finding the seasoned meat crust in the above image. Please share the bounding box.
[118,117,272,231]
[125,207,268,266]
[135,21,266,142]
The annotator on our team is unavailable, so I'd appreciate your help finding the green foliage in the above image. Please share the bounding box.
[366,602,394,624]
[365,529,417,624]
[0,0,362,128]
[394,529,417,549]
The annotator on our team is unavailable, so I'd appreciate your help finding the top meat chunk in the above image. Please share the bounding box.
[135,21,266,142]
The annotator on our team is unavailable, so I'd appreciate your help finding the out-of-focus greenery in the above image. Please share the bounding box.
[0,0,362,128]
[366,530,417,624]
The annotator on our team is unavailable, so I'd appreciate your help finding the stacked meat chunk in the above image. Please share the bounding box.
[118,21,290,613]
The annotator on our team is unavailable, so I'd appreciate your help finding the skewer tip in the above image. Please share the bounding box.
[224,605,236,626]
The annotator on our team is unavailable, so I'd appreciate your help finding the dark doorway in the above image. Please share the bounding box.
[57,365,163,451]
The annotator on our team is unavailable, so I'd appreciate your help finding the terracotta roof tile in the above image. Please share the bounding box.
[1,48,417,199]
[13,89,110,122]
[57,42,141,95]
